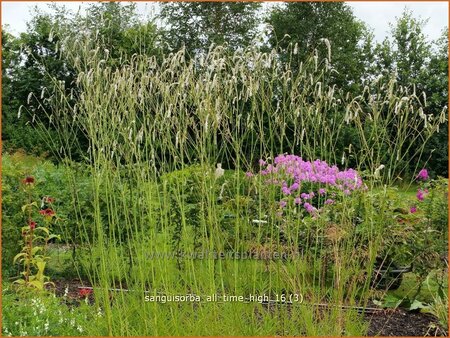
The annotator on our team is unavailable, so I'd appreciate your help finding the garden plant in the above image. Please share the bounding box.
[2,8,448,337]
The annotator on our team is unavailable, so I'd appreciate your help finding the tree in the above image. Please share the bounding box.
[391,9,431,89]
[159,2,262,57]
[1,7,75,153]
[2,29,24,147]
[370,10,448,177]
[82,2,161,63]
[421,29,448,177]
[267,2,367,93]
[2,3,162,155]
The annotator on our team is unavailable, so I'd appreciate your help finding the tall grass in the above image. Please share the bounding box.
[27,29,445,335]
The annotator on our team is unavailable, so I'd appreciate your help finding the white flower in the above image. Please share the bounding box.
[215,163,224,179]
[374,164,385,179]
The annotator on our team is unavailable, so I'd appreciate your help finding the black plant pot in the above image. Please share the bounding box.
[372,258,412,290]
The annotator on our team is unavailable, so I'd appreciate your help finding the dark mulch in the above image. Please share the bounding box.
[366,308,447,336]
[53,277,92,298]
[51,277,93,306]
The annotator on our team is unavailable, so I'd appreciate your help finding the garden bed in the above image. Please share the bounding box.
[49,277,447,336]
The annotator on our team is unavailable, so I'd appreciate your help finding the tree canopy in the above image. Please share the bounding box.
[2,2,447,176]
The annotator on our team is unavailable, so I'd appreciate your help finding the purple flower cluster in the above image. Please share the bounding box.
[416,168,429,181]
[415,168,430,204]
[252,154,364,215]
[416,188,428,202]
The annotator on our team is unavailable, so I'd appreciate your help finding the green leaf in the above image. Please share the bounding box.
[381,294,403,309]
[13,252,27,264]
[21,202,38,212]
[373,299,383,307]
[409,299,429,311]
[31,246,43,255]
[12,279,26,285]
[28,280,44,290]
[35,226,49,235]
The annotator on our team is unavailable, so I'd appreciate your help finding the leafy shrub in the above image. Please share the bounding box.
[376,171,448,284]
[158,164,254,252]
[412,177,448,278]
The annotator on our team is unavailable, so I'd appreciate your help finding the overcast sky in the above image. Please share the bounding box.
[1,1,448,43]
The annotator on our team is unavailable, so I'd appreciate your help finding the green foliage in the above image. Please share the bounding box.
[2,8,76,156]
[1,152,93,277]
[267,2,366,93]
[413,178,448,277]
[13,180,60,291]
[2,283,103,336]
[374,178,448,281]
[369,11,448,177]
[160,2,261,57]
[2,4,448,334]
[83,2,161,64]
[2,3,161,157]
[421,30,448,177]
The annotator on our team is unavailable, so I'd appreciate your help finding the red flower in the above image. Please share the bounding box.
[79,288,93,297]
[22,176,35,185]
[29,221,36,230]
[39,208,55,217]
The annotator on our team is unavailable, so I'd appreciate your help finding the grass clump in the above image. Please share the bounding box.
[17,30,446,335]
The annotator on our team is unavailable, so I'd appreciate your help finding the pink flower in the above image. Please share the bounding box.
[325,199,334,205]
[416,169,429,181]
[318,188,326,195]
[279,200,287,208]
[294,197,302,205]
[410,206,417,213]
[281,186,291,196]
[245,172,253,178]
[290,182,299,191]
[303,202,317,214]
[416,189,428,201]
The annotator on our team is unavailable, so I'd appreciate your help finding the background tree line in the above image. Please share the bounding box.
[2,2,448,177]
